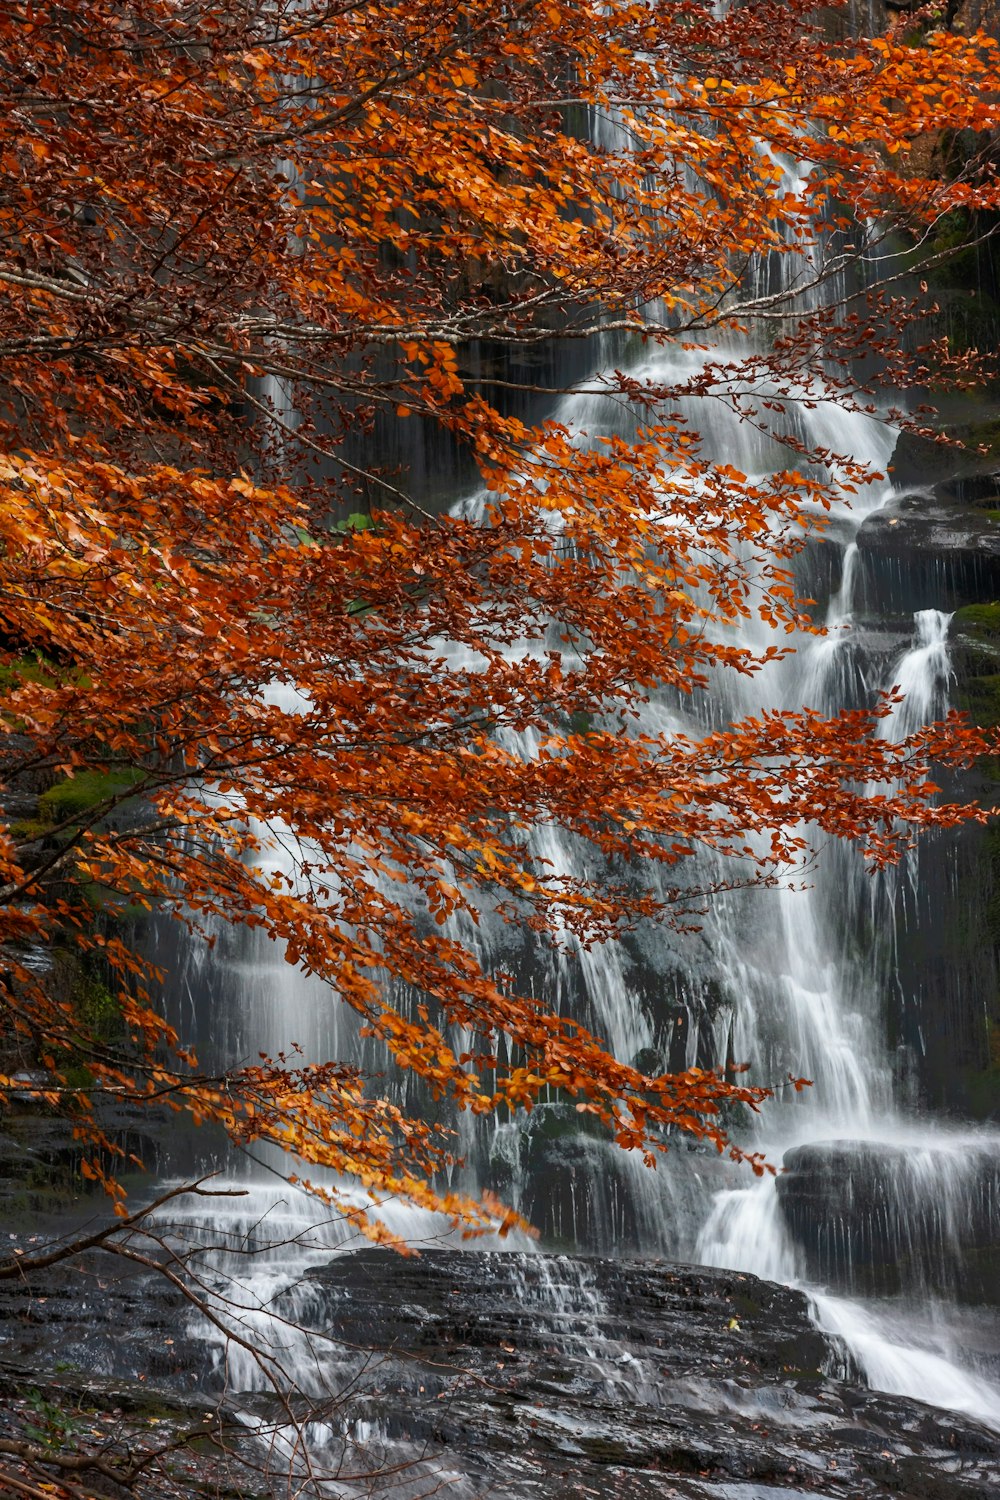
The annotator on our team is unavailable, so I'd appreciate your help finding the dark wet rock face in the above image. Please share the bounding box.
[491,1102,724,1258]
[827,424,1000,1123]
[856,489,1000,616]
[4,1246,1000,1497]
[0,1101,173,1218]
[282,1249,1000,1498]
[852,425,1000,617]
[777,1141,1000,1302]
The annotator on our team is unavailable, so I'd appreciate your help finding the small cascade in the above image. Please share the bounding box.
[814,1293,1000,1432]
[799,541,866,710]
[696,598,1000,1427]
[881,608,954,737]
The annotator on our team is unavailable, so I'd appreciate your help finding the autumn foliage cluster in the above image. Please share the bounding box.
[0,0,999,1231]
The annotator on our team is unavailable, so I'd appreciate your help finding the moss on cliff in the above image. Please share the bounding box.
[37,767,144,824]
[955,602,1000,634]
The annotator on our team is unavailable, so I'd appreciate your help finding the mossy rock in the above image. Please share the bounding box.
[76,879,151,923]
[959,418,1000,454]
[38,767,144,825]
[524,1101,607,1143]
[959,1063,1000,1121]
[954,602,1000,635]
[73,973,123,1040]
[890,422,1000,490]
[952,605,1000,740]
[977,825,1000,946]
[9,818,55,844]
[936,290,1000,360]
[955,672,1000,729]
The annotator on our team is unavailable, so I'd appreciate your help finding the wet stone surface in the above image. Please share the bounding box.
[776,1140,1000,1302]
[3,1244,1000,1496]
[292,1249,1000,1498]
[855,488,1000,616]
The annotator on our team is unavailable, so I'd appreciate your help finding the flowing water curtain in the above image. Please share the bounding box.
[442,3,1000,1423]
[7,5,1000,1486]
[3,0,997,1212]
[435,13,900,1222]
[229,0,1000,1272]
[179,0,1000,1444]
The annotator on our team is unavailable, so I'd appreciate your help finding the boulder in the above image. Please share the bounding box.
[5,1241,1000,1496]
[777,1139,1000,1301]
[856,490,1000,615]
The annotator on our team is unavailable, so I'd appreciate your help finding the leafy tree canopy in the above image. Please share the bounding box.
[0,0,998,1235]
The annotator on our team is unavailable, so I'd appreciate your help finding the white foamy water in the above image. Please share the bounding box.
[697,593,1000,1426]
[814,1292,1000,1430]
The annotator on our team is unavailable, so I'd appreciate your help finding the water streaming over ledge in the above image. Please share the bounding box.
[153,153,1000,1495]
[155,341,1000,1474]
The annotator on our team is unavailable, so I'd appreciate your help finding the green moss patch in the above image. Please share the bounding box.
[77,880,150,921]
[955,672,1000,729]
[0,653,91,696]
[954,603,1000,634]
[74,973,123,1039]
[333,511,373,533]
[0,654,59,693]
[980,827,1000,946]
[10,817,54,843]
[38,767,144,825]
[952,605,1000,740]
[966,418,1000,453]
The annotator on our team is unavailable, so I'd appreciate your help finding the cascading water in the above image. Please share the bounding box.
[150,69,1000,1495]
[695,586,1000,1428]
[155,341,1000,1482]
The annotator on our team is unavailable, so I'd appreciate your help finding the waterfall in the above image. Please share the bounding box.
[150,60,1000,1485]
[696,590,1000,1426]
[156,338,1000,1456]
